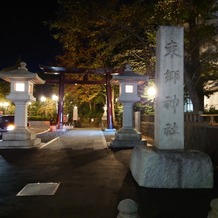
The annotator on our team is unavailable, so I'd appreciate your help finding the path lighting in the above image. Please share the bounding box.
[52,94,58,115]
[52,94,58,101]
[147,86,156,98]
[40,96,46,102]
[73,106,78,121]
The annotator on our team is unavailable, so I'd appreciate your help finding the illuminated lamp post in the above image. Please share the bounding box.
[52,94,58,120]
[73,106,78,121]
[109,65,149,148]
[40,96,46,102]
[147,86,156,98]
[0,62,45,149]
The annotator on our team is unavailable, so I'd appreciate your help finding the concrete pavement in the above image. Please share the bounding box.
[0,128,138,218]
[0,128,218,218]
[40,128,108,150]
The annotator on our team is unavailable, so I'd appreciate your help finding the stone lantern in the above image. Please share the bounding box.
[110,65,148,148]
[0,62,45,149]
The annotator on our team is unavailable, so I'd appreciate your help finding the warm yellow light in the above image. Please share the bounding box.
[52,94,58,101]
[40,96,46,102]
[7,124,15,131]
[15,82,25,91]
[0,102,9,107]
[147,87,156,97]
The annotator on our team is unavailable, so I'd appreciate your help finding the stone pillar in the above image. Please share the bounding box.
[134,111,141,132]
[130,26,213,188]
[57,72,65,129]
[155,26,184,149]
[122,102,134,128]
[14,102,28,128]
[106,72,114,129]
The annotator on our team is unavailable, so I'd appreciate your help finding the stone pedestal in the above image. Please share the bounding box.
[130,145,214,188]
[109,128,146,148]
[104,128,116,132]
[0,128,41,149]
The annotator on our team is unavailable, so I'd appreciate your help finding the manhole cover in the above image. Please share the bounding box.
[16,182,60,196]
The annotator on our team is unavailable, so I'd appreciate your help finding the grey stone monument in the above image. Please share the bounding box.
[155,26,184,149]
[130,26,213,188]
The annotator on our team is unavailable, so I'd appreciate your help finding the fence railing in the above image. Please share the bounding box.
[140,113,217,124]
[184,112,203,122]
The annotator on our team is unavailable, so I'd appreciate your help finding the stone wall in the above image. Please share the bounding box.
[141,115,154,138]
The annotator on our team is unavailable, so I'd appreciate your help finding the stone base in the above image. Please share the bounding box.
[104,128,117,132]
[2,128,37,141]
[109,139,147,148]
[130,145,214,188]
[109,128,146,148]
[0,127,41,149]
[0,138,41,149]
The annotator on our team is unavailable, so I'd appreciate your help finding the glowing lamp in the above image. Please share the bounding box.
[15,82,25,92]
[125,84,134,93]
[112,65,148,103]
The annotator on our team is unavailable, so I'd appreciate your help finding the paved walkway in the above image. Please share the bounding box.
[40,128,108,150]
[0,128,137,218]
[0,128,218,218]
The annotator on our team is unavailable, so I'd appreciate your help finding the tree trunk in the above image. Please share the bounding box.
[185,7,205,113]
[184,70,204,113]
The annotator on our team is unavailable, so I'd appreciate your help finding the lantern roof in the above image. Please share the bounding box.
[111,65,149,85]
[0,62,45,84]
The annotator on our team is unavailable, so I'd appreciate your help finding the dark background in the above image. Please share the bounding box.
[0,0,61,73]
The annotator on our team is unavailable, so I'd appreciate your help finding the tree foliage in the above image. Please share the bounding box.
[49,0,218,112]
[152,0,218,111]
[64,76,106,119]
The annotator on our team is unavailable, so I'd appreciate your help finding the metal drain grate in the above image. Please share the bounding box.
[16,182,60,196]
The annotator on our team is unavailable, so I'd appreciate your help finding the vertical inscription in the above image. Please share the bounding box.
[163,39,181,136]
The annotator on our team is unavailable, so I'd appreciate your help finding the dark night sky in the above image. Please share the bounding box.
[0,0,61,73]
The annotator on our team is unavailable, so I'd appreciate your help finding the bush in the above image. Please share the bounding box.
[28,116,50,121]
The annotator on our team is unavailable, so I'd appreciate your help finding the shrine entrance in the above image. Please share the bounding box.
[40,66,124,130]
